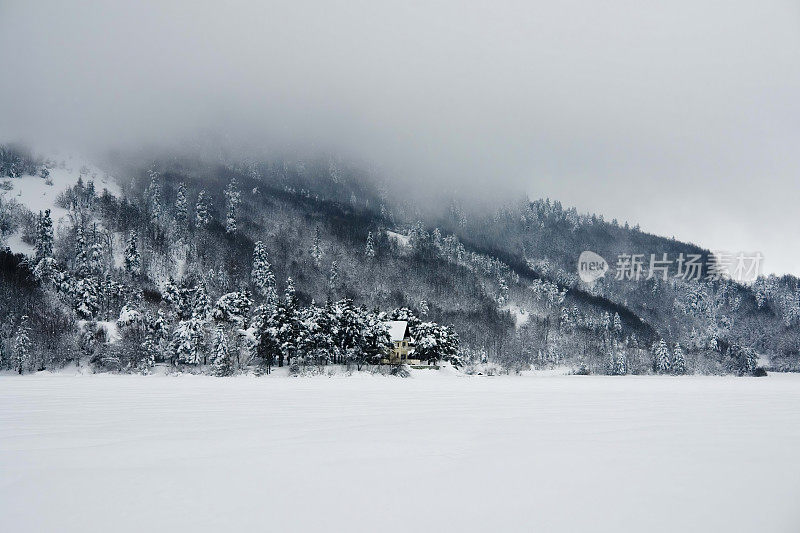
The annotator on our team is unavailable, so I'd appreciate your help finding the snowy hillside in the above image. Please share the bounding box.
[1,144,798,377]
[0,153,121,256]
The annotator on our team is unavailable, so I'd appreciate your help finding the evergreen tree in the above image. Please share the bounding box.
[138,337,157,372]
[172,319,197,365]
[361,312,391,368]
[124,232,141,277]
[174,182,188,228]
[653,339,671,373]
[195,190,212,228]
[212,327,233,376]
[193,283,212,321]
[329,299,364,365]
[34,209,53,261]
[284,278,297,311]
[497,277,509,306]
[673,343,686,374]
[74,277,100,319]
[145,169,162,224]
[89,240,103,275]
[275,278,301,366]
[172,305,208,366]
[613,312,622,335]
[615,345,628,375]
[224,177,240,234]
[413,321,460,366]
[601,311,611,333]
[74,224,89,275]
[213,291,252,327]
[296,304,334,367]
[559,306,572,332]
[13,315,31,374]
[365,231,375,258]
[251,241,276,301]
[310,227,323,268]
[255,305,281,373]
[328,261,339,297]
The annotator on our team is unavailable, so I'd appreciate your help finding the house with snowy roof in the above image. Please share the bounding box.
[383,320,416,364]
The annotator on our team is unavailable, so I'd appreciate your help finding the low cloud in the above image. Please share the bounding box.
[1,0,799,272]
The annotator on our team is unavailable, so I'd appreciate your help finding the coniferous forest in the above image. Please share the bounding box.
[0,145,798,376]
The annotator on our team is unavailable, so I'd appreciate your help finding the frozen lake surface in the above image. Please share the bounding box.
[2,372,799,532]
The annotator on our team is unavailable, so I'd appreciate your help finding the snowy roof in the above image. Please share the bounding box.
[385,321,410,342]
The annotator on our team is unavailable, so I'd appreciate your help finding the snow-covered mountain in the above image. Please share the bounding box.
[1,144,798,375]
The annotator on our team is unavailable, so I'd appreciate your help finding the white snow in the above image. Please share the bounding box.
[502,302,530,328]
[1,373,799,533]
[386,230,410,247]
[386,320,408,341]
[0,155,121,256]
[3,232,34,255]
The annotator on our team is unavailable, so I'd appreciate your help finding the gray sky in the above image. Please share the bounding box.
[1,1,799,274]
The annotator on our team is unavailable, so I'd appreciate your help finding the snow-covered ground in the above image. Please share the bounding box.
[1,373,799,533]
[386,230,410,247]
[502,302,530,328]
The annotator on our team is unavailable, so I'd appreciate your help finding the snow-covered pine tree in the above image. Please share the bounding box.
[615,346,628,375]
[13,315,31,374]
[613,312,622,335]
[672,343,686,374]
[254,305,281,372]
[213,291,252,328]
[74,224,89,276]
[34,209,53,261]
[328,261,339,297]
[559,306,572,332]
[601,311,611,333]
[653,339,671,373]
[275,278,301,366]
[409,220,428,253]
[413,321,460,366]
[497,277,509,306]
[359,312,391,368]
[310,227,323,268]
[145,168,162,224]
[89,239,103,276]
[138,336,157,372]
[195,190,212,228]
[708,336,719,352]
[251,241,276,301]
[365,231,375,258]
[741,346,758,375]
[174,182,188,228]
[432,228,443,251]
[211,326,233,376]
[171,320,196,365]
[193,283,211,321]
[123,231,141,277]
[174,313,208,366]
[147,309,170,359]
[224,177,240,234]
[74,277,100,319]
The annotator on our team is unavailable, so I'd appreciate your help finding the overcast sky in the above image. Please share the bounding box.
[1,1,799,274]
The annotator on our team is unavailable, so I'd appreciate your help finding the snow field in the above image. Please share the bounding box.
[1,372,799,532]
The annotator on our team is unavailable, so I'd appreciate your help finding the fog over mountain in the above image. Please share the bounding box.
[1,0,799,273]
